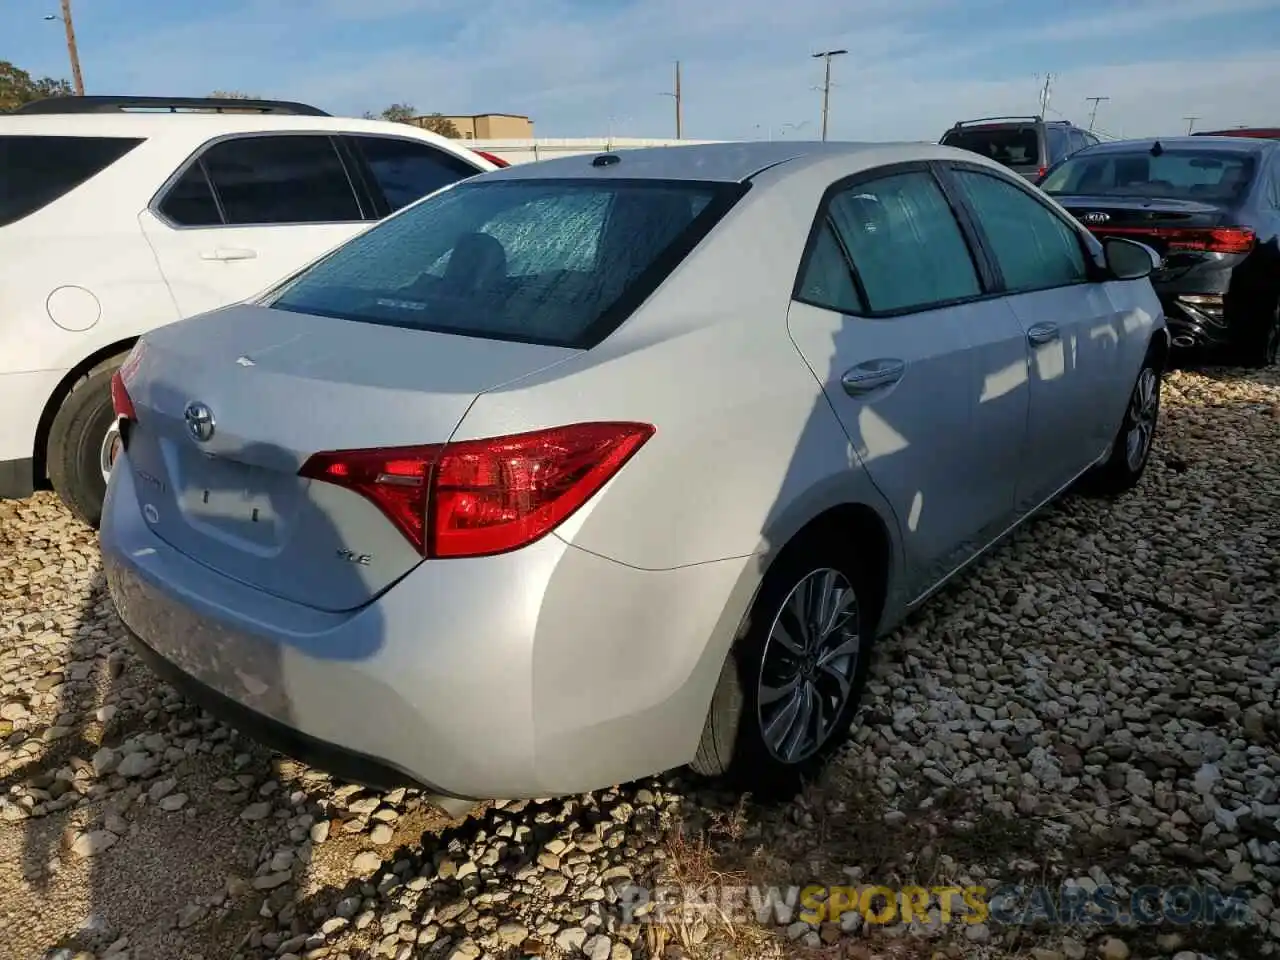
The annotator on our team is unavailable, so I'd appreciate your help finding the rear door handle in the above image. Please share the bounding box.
[1026,322,1060,346]
[841,358,906,396]
[200,247,258,262]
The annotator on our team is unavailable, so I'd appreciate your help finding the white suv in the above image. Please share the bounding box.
[0,95,497,527]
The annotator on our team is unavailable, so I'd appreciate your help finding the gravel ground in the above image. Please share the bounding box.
[1,364,1277,960]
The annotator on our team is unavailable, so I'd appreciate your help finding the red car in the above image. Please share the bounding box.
[1192,127,1280,140]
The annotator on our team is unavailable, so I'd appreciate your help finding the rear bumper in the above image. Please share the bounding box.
[100,460,753,799]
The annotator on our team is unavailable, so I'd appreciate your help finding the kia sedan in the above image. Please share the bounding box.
[100,141,1168,809]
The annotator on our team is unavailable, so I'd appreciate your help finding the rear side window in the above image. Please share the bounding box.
[267,178,742,348]
[159,164,221,226]
[1045,127,1069,163]
[801,171,980,314]
[0,135,142,228]
[196,135,362,225]
[349,136,480,213]
[941,127,1041,168]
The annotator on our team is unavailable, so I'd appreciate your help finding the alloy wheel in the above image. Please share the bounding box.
[757,567,861,764]
[100,420,122,487]
[1125,367,1159,473]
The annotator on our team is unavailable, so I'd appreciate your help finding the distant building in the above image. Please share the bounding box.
[418,113,534,139]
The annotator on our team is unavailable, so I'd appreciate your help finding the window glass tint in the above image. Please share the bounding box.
[796,221,864,313]
[954,170,1088,292]
[1045,127,1068,162]
[351,136,480,213]
[200,135,361,225]
[827,172,980,312]
[1065,129,1086,155]
[159,163,222,226]
[1039,148,1257,202]
[268,179,736,348]
[0,135,142,228]
[941,127,1041,167]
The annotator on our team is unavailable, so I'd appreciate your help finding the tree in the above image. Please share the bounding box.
[364,103,463,138]
[416,113,462,138]
[0,60,72,113]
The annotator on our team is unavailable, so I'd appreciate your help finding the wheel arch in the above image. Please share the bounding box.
[32,336,139,485]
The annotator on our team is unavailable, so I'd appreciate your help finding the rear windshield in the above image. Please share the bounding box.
[1,135,143,227]
[941,127,1041,167]
[267,177,742,348]
[1040,148,1257,202]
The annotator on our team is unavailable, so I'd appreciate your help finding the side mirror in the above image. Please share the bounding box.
[1103,236,1160,280]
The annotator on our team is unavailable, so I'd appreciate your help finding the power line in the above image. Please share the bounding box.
[1085,96,1109,132]
[812,49,847,141]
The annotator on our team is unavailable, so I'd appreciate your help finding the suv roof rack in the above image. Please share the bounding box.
[12,95,330,117]
[948,115,1045,129]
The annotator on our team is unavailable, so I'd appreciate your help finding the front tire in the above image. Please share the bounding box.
[690,542,876,800]
[47,366,122,529]
[1083,356,1162,496]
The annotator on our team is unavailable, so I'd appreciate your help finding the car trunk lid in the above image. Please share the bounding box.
[118,304,577,612]
[1051,195,1237,255]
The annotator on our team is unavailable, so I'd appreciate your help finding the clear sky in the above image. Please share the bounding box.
[5,0,1280,140]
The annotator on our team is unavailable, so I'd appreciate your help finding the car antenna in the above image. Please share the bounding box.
[1150,140,1164,157]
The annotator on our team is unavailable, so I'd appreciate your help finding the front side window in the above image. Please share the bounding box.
[349,136,481,213]
[952,169,1088,293]
[1039,147,1258,203]
[197,135,362,225]
[821,171,981,313]
[267,178,738,348]
[0,135,143,228]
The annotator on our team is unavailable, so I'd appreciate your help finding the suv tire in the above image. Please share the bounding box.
[48,363,122,529]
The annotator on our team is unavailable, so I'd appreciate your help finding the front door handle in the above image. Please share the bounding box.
[1026,322,1060,346]
[841,358,906,396]
[200,247,258,262]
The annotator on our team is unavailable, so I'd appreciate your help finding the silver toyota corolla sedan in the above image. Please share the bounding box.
[100,141,1168,809]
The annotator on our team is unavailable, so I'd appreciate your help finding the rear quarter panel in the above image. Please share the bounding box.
[452,164,905,576]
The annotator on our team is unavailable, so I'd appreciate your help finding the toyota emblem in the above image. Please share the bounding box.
[183,401,215,443]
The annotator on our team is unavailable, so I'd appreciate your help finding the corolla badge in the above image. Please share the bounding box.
[1080,211,1110,224]
[183,401,215,443]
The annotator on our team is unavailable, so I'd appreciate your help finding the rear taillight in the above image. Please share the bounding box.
[1037,166,1047,180]
[472,150,509,168]
[1090,226,1256,255]
[298,422,654,558]
[110,370,136,421]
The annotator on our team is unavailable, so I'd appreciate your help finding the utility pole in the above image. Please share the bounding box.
[59,0,85,96]
[660,60,683,139]
[1085,96,1109,132]
[1184,116,1199,134]
[812,49,847,141]
[1036,73,1055,117]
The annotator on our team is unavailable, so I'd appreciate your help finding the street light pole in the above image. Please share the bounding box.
[45,0,85,95]
[812,49,847,141]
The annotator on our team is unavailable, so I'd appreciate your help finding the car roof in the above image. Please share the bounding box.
[474,140,979,184]
[1078,135,1276,156]
[0,111,459,141]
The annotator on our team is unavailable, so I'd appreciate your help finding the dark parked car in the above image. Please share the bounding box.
[1193,127,1280,140]
[1039,136,1280,367]
[940,116,1098,182]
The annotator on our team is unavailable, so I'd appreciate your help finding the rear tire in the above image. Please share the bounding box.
[47,365,122,529]
[1082,354,1162,497]
[690,540,876,801]
[1237,302,1280,369]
